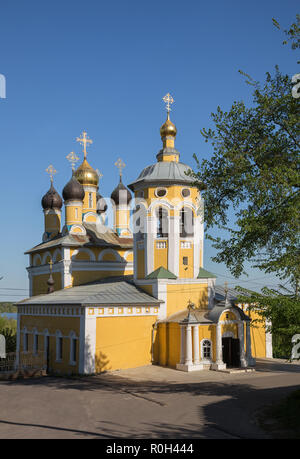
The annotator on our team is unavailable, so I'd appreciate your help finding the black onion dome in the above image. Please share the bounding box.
[96,191,108,214]
[110,177,132,205]
[62,175,85,201]
[42,182,63,210]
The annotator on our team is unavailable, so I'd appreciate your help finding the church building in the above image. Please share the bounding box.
[16,94,272,374]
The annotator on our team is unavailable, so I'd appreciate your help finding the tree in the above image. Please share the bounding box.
[236,285,300,359]
[188,17,300,285]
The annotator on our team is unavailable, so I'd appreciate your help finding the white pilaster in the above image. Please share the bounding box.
[193,216,201,278]
[211,323,226,371]
[145,216,155,276]
[168,216,180,276]
[238,322,247,368]
[246,321,256,366]
[79,310,96,374]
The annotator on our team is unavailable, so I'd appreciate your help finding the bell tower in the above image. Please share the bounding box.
[129,93,204,281]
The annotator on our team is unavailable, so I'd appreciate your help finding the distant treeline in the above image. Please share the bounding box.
[0,302,17,313]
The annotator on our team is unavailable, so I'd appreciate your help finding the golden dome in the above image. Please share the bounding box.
[74,159,99,186]
[160,112,177,139]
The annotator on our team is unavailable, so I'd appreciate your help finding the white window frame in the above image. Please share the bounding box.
[201,339,212,362]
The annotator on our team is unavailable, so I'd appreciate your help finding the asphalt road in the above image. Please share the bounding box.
[0,358,299,439]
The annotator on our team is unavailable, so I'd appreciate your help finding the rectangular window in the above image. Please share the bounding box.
[183,256,188,266]
[24,333,28,352]
[72,339,77,363]
[34,334,38,354]
[57,337,63,360]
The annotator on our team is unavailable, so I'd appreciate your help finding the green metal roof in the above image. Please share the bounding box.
[197,268,217,279]
[145,266,177,280]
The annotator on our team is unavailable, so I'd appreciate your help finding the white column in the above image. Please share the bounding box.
[185,325,193,366]
[145,216,155,276]
[193,216,201,278]
[238,322,247,368]
[192,325,200,364]
[168,216,180,276]
[179,325,185,364]
[246,321,256,366]
[212,323,226,371]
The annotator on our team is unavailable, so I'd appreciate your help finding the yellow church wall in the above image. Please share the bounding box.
[65,205,82,225]
[95,315,157,371]
[74,251,91,261]
[84,214,98,223]
[145,185,199,204]
[179,246,194,278]
[154,243,168,271]
[32,272,62,296]
[138,284,153,296]
[72,270,132,286]
[244,309,266,358]
[166,284,208,316]
[19,315,80,374]
[156,322,216,368]
[44,212,61,233]
[137,248,145,279]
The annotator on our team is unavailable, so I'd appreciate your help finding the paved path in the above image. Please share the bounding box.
[0,358,299,439]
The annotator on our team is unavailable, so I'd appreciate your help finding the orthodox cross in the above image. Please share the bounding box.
[66,151,79,171]
[48,259,53,272]
[187,299,195,311]
[45,164,57,183]
[115,158,126,178]
[162,93,174,112]
[76,131,93,159]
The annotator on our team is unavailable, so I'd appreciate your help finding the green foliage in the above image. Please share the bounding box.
[236,286,300,359]
[0,316,17,353]
[189,66,300,280]
[0,302,17,313]
[273,14,300,52]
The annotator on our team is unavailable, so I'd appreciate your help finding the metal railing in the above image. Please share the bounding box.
[0,351,46,374]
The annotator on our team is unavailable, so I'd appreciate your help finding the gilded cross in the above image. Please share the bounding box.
[76,131,93,159]
[66,151,79,171]
[48,259,53,272]
[115,158,126,177]
[45,165,57,183]
[162,93,174,112]
[224,281,228,295]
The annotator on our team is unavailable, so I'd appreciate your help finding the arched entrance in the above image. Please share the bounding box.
[222,336,240,368]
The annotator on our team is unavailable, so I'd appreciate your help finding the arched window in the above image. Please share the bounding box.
[88,193,93,208]
[156,207,168,238]
[201,340,212,360]
[133,204,146,240]
[180,207,194,237]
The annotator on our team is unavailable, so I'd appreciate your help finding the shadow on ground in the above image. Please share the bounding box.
[0,359,299,439]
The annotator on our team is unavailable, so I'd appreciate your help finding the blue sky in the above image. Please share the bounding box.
[0,0,298,301]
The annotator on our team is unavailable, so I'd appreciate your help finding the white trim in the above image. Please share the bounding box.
[83,311,96,374]
[71,248,96,261]
[98,249,122,262]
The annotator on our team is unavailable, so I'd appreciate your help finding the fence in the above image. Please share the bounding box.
[0,351,46,376]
